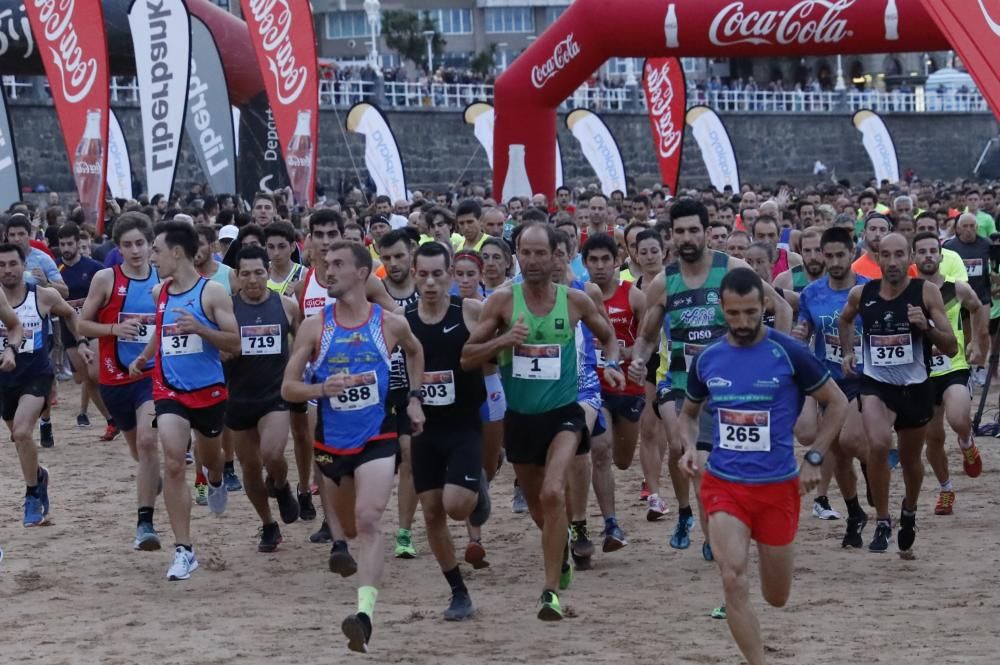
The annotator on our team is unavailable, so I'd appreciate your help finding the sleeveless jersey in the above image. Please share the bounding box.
[267,262,305,296]
[0,285,52,384]
[97,265,159,386]
[499,283,577,414]
[227,291,289,402]
[763,288,784,329]
[598,281,642,396]
[385,283,419,394]
[663,251,729,392]
[203,263,233,295]
[860,279,932,386]
[790,265,810,292]
[312,303,393,454]
[771,248,791,279]
[153,278,227,407]
[929,281,968,377]
[569,279,601,403]
[405,296,484,429]
[300,267,335,318]
[777,226,792,252]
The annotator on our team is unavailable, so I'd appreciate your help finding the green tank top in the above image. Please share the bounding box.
[930,281,968,377]
[267,263,304,296]
[790,265,810,293]
[663,251,730,392]
[500,283,578,414]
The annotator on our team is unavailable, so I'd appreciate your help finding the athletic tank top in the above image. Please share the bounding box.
[771,248,790,279]
[97,265,159,386]
[312,303,393,454]
[763,288,784,328]
[203,263,233,295]
[0,285,52,384]
[499,283,577,414]
[599,281,642,396]
[860,279,931,386]
[153,278,227,407]
[790,265,810,292]
[663,251,729,392]
[385,283,419,394]
[300,267,334,318]
[777,226,792,252]
[267,262,305,296]
[405,296,484,429]
[227,291,289,402]
[929,281,968,377]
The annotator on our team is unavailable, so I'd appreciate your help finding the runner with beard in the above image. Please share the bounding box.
[774,227,824,295]
[744,242,799,328]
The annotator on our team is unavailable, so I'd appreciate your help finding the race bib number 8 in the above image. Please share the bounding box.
[119,313,155,344]
[240,325,281,356]
[0,328,33,353]
[512,344,561,380]
[330,371,380,411]
[870,333,913,367]
[718,408,771,452]
[161,324,204,357]
[421,370,456,406]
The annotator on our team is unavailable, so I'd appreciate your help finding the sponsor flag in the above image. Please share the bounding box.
[0,86,20,209]
[566,108,627,197]
[129,0,191,200]
[464,101,563,187]
[187,16,237,196]
[24,0,110,229]
[852,110,900,184]
[642,57,686,194]
[237,92,287,197]
[685,105,740,192]
[346,103,408,202]
[239,0,318,207]
[106,109,133,199]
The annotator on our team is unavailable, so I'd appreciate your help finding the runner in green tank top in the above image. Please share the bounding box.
[913,233,988,516]
[463,222,624,623]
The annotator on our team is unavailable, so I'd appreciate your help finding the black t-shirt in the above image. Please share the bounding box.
[944,235,991,305]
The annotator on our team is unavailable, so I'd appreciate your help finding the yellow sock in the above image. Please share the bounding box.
[358,586,378,618]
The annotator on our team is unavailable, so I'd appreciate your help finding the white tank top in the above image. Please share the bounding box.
[300,267,335,318]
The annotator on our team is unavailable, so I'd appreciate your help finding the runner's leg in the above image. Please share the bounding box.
[710,512,765,665]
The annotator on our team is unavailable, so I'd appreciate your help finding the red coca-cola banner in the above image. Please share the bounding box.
[239,0,318,207]
[642,58,686,195]
[24,0,109,230]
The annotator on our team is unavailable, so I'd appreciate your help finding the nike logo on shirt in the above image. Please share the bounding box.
[443,324,460,333]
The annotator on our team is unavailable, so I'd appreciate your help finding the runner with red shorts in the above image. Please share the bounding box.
[676,267,848,665]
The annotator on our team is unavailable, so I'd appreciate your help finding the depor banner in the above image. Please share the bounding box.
[685,105,740,192]
[239,0,318,207]
[129,0,191,200]
[187,16,237,196]
[852,109,900,184]
[346,103,408,202]
[237,92,288,198]
[642,57,686,194]
[0,86,21,209]
[464,101,563,188]
[106,109,133,199]
[566,108,627,196]
[23,0,110,228]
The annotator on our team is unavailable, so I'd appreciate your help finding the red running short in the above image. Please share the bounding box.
[700,470,801,547]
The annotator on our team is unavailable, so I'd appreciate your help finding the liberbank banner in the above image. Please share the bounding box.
[187,15,236,195]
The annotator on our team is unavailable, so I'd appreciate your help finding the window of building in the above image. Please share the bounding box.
[605,57,642,76]
[325,11,373,40]
[542,6,565,26]
[485,7,535,33]
[423,8,473,35]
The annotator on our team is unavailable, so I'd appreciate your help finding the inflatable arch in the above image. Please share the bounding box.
[492,0,999,199]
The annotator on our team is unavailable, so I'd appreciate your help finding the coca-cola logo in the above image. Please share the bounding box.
[286,155,311,167]
[73,160,101,175]
[30,0,98,103]
[709,0,854,47]
[979,0,1000,36]
[247,0,308,104]
[645,62,683,159]
[531,34,580,89]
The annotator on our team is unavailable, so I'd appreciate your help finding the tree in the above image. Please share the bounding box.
[381,9,446,72]
[469,44,498,78]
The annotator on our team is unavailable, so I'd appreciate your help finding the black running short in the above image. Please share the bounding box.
[288,401,308,414]
[390,390,411,438]
[654,387,715,452]
[835,377,862,403]
[225,397,289,431]
[412,426,482,494]
[860,377,933,430]
[504,402,590,466]
[931,370,970,406]
[990,316,1000,336]
[100,378,153,432]
[602,392,645,424]
[645,349,660,385]
[0,373,54,422]
[154,399,226,438]
[314,436,400,486]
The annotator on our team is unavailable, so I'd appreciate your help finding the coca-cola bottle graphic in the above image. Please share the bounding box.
[286,110,314,208]
[501,144,532,202]
[74,109,104,226]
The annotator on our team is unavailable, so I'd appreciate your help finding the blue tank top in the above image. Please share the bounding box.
[0,285,52,384]
[313,303,393,454]
[570,279,601,399]
[154,278,225,400]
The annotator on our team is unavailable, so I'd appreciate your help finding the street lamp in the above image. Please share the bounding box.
[834,53,846,91]
[624,57,637,87]
[422,29,436,74]
[498,42,508,72]
[363,0,381,76]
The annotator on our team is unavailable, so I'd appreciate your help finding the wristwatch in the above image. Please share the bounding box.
[804,450,824,467]
[605,359,622,371]
[408,389,424,404]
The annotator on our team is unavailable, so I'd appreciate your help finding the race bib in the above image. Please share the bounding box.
[964,258,984,277]
[0,327,34,353]
[420,370,455,406]
[824,334,862,364]
[718,408,771,452]
[595,340,626,369]
[119,313,155,344]
[329,371,379,411]
[240,325,281,356]
[870,333,913,367]
[684,343,705,372]
[512,344,561,380]
[161,324,204,357]
[930,347,952,372]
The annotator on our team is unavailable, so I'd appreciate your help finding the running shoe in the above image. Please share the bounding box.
[537,590,563,621]
[443,591,474,621]
[39,421,54,448]
[134,522,161,551]
[711,605,727,620]
[167,547,198,581]
[258,522,282,553]
[309,520,332,544]
[868,520,892,553]
[274,482,300,524]
[394,528,416,559]
[898,506,917,553]
[570,522,595,559]
[646,493,668,521]
[974,366,987,387]
[194,482,208,506]
[601,518,628,552]
[934,490,955,516]
[511,484,528,514]
[961,440,983,478]
[468,469,491,527]
[702,542,714,562]
[888,448,900,470]
[298,491,317,521]
[639,479,650,501]
[100,423,120,442]
[670,513,694,549]
[37,467,50,516]
[223,466,243,492]
[206,482,228,515]
[812,496,841,520]
[464,539,490,569]
[76,413,91,428]
[23,494,46,527]
[341,613,372,653]
[328,540,358,577]
[559,561,573,590]
[841,513,868,549]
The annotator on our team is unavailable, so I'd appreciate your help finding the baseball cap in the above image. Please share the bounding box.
[219,225,239,241]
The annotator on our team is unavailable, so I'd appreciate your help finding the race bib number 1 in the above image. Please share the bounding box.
[512,344,561,380]
[330,371,380,411]
[718,408,771,452]
[161,324,204,357]
[119,313,155,344]
[869,334,913,367]
[421,370,456,406]
[823,334,862,364]
[240,325,281,356]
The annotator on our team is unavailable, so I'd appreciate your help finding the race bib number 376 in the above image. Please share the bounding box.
[869,333,913,367]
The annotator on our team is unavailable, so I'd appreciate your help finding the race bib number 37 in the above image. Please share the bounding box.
[870,333,913,367]
[512,344,561,380]
[330,371,380,411]
[161,324,204,357]
[240,325,281,356]
[718,408,771,452]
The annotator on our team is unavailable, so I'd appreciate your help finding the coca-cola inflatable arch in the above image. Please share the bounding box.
[493,0,1000,200]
